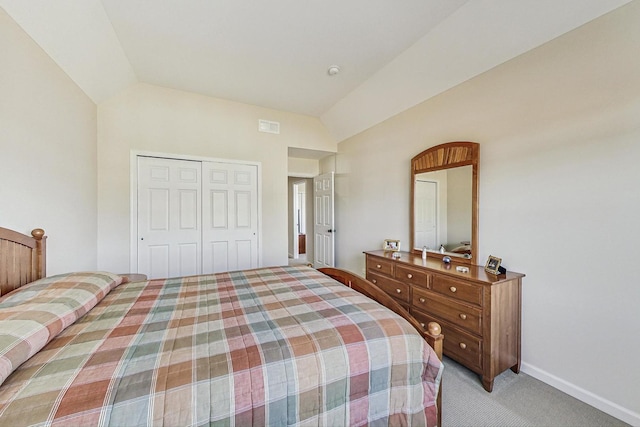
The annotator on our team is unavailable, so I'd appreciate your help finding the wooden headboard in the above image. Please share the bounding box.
[0,227,46,296]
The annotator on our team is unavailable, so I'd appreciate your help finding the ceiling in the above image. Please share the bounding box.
[1,0,631,142]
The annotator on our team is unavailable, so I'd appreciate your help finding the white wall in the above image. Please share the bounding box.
[333,3,640,424]
[0,8,98,274]
[97,83,335,273]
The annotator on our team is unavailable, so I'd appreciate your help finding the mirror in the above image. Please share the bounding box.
[410,142,479,265]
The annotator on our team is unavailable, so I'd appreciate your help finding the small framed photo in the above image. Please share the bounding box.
[383,239,401,252]
[484,255,502,274]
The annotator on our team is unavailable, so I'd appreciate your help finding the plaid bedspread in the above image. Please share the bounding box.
[0,266,442,426]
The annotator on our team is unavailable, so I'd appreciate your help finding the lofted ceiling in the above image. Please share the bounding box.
[1,0,631,142]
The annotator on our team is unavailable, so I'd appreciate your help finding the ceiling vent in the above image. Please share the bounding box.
[258,119,280,134]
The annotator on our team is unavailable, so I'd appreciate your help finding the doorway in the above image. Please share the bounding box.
[288,177,313,266]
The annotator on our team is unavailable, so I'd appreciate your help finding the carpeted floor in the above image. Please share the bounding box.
[441,357,628,427]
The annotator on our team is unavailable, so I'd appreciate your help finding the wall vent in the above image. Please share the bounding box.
[258,119,280,134]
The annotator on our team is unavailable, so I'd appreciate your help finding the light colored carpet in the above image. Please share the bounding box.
[441,357,628,427]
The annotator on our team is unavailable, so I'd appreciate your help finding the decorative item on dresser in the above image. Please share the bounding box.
[383,238,401,252]
[365,249,525,392]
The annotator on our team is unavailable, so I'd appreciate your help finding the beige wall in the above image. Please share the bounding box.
[97,83,335,272]
[0,9,97,274]
[334,3,640,424]
[287,157,319,177]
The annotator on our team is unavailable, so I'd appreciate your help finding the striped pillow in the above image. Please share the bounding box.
[0,272,123,386]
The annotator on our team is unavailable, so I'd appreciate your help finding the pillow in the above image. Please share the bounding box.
[0,271,123,386]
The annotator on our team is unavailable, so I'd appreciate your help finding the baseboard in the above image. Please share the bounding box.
[521,362,640,426]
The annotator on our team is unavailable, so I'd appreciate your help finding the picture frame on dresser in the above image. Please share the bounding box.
[484,255,502,274]
[383,239,401,252]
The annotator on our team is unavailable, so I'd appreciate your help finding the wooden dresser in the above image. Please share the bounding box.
[365,250,525,392]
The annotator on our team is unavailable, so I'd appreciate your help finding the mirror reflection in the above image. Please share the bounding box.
[414,165,472,258]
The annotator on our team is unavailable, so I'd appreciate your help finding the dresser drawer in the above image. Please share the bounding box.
[431,275,483,306]
[366,256,394,277]
[411,311,483,372]
[443,326,483,372]
[412,288,482,335]
[367,272,410,303]
[395,264,430,288]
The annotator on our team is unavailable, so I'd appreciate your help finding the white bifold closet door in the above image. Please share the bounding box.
[137,157,202,279]
[137,156,258,279]
[201,161,258,274]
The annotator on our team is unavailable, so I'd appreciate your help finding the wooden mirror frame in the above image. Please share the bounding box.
[410,141,479,265]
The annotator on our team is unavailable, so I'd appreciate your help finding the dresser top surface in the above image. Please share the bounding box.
[365,250,525,284]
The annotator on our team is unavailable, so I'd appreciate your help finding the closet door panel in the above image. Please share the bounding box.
[138,157,201,279]
[202,162,258,274]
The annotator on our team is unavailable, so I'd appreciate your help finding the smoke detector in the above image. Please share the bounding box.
[327,65,341,76]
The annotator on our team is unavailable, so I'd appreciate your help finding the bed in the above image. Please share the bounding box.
[0,227,443,426]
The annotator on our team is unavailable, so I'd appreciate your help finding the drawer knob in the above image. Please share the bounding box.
[449,286,457,293]
[376,264,382,269]
[419,297,426,303]
[459,313,467,320]
[372,279,377,284]
[407,273,413,279]
[459,342,467,350]
[396,288,402,294]
[420,322,425,328]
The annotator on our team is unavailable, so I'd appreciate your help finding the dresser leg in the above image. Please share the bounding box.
[510,361,521,374]
[481,376,494,392]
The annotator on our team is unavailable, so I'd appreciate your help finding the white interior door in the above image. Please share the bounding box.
[313,172,335,268]
[415,180,437,250]
[137,157,201,279]
[202,161,258,273]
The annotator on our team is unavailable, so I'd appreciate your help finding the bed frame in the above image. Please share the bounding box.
[0,227,46,296]
[0,228,443,425]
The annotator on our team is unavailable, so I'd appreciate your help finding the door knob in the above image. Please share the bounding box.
[327,229,335,233]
